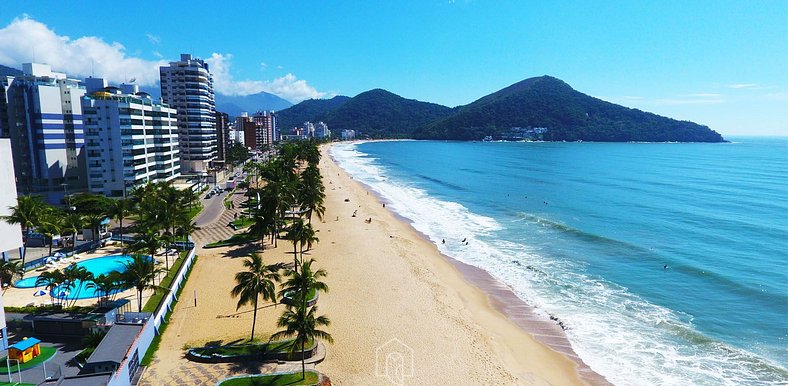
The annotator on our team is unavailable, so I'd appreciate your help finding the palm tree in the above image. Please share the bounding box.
[62,263,94,307]
[130,229,164,270]
[230,253,285,341]
[122,254,157,312]
[108,198,133,249]
[61,213,84,256]
[35,269,65,305]
[298,164,326,225]
[83,214,107,246]
[0,260,24,287]
[175,220,199,245]
[1,195,51,266]
[285,220,319,272]
[271,304,333,378]
[279,258,329,309]
[38,212,64,256]
[93,272,123,306]
[247,210,274,250]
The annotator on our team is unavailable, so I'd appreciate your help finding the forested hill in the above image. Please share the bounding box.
[321,89,454,138]
[413,76,725,142]
[276,96,351,132]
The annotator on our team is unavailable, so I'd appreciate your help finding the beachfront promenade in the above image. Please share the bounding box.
[138,147,590,385]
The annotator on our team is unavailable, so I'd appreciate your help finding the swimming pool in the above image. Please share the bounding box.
[15,255,150,299]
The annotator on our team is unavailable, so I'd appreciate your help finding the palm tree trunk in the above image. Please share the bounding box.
[72,231,77,255]
[48,238,53,256]
[20,229,28,268]
[293,243,298,273]
[119,217,124,250]
[138,288,143,312]
[251,295,258,341]
[301,340,306,378]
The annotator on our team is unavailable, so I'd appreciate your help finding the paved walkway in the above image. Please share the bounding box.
[139,360,308,386]
[192,190,247,247]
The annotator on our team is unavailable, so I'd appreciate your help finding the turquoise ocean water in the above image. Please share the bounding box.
[330,138,788,385]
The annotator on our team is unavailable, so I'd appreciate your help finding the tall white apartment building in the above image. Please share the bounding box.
[82,79,180,197]
[0,63,87,202]
[315,122,331,138]
[159,54,217,173]
[0,139,23,350]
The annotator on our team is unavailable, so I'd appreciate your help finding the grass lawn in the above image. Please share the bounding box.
[143,251,189,313]
[217,371,319,386]
[0,346,57,372]
[282,288,317,305]
[232,217,254,229]
[141,256,199,366]
[0,382,37,386]
[204,232,257,248]
[186,203,203,221]
[191,338,314,357]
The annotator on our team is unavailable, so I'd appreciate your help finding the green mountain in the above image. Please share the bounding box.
[276,96,351,132]
[321,89,454,138]
[413,76,725,142]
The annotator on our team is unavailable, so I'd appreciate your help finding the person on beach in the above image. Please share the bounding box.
[442,239,445,244]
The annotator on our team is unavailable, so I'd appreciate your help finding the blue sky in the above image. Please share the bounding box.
[1,1,786,135]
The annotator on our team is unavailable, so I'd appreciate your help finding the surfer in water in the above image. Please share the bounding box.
[663,264,669,270]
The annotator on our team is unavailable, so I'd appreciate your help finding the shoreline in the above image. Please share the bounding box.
[320,142,604,384]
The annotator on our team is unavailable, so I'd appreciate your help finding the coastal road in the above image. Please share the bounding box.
[193,192,228,228]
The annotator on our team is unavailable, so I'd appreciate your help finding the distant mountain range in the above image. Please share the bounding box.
[1,62,723,142]
[139,87,292,116]
[277,76,725,142]
[215,92,293,117]
[0,64,23,77]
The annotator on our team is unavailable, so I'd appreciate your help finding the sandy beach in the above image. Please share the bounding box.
[141,144,594,385]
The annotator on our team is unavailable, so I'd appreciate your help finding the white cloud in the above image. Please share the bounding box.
[146,33,161,45]
[206,53,325,102]
[276,65,284,70]
[260,62,268,70]
[0,17,326,102]
[0,16,166,85]
[727,83,759,89]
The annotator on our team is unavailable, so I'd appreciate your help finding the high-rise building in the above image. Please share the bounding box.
[0,63,87,202]
[81,80,180,197]
[237,114,257,150]
[252,111,275,149]
[215,111,230,162]
[159,54,217,173]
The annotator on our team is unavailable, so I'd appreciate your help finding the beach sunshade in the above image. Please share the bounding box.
[45,256,56,263]
[33,290,47,297]
[54,252,65,258]
[58,291,69,298]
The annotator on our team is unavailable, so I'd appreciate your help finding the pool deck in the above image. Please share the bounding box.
[2,243,167,308]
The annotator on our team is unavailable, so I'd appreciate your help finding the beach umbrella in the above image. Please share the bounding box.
[45,256,56,264]
[33,290,47,297]
[54,252,65,258]
[58,290,69,299]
